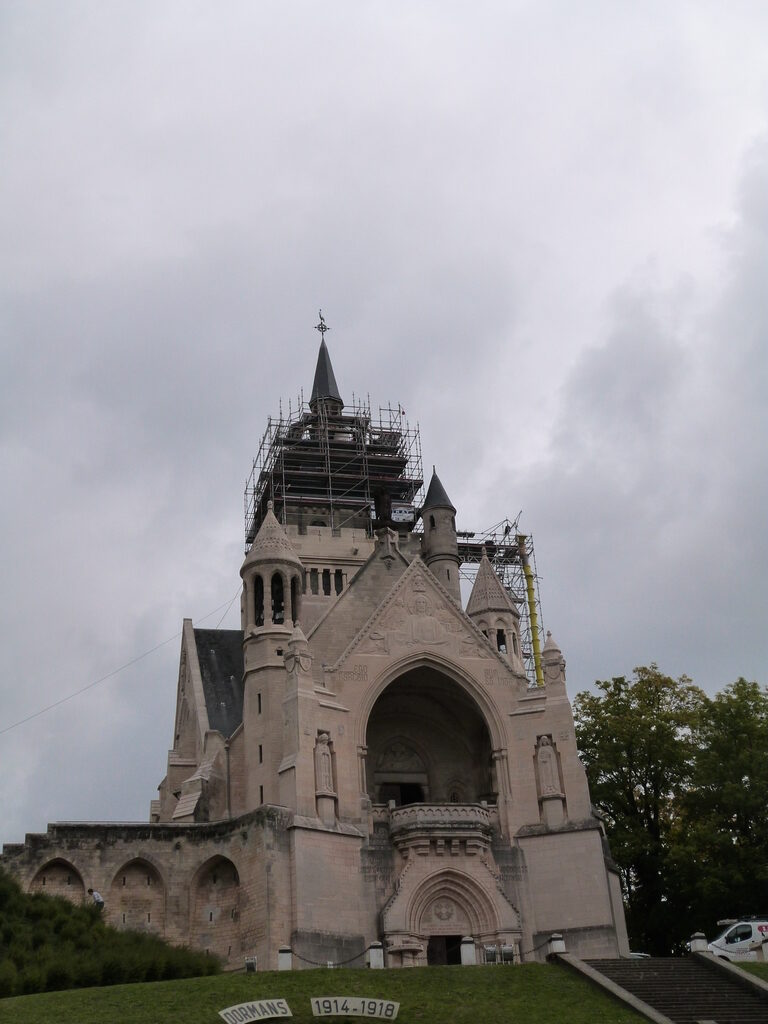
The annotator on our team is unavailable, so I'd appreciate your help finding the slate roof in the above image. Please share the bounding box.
[193,628,244,738]
[422,469,455,512]
[310,339,343,405]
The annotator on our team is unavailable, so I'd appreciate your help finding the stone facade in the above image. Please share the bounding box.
[2,340,629,968]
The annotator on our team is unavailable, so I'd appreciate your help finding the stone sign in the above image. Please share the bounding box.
[219,1000,292,1022]
[310,997,399,1018]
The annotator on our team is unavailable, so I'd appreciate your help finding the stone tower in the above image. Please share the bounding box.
[1,332,629,969]
[420,469,461,603]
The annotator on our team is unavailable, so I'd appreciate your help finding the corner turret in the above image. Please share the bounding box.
[240,501,304,633]
[420,469,461,602]
[466,548,524,672]
[239,502,305,809]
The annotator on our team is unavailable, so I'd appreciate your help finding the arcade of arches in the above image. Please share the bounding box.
[27,853,242,959]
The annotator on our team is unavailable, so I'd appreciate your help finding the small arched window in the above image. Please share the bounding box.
[429,514,436,530]
[271,573,284,624]
[496,629,507,654]
[290,576,299,624]
[254,575,264,627]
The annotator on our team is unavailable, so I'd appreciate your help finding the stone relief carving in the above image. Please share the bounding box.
[356,570,495,661]
[433,899,454,921]
[377,741,424,773]
[284,647,313,674]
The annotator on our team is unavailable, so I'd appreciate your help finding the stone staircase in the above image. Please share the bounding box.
[585,957,768,1024]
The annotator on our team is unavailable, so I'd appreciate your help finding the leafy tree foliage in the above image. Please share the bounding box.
[573,666,705,953]
[574,669,768,955]
[675,679,768,927]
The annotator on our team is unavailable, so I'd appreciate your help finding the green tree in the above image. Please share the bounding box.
[673,679,768,931]
[573,665,705,954]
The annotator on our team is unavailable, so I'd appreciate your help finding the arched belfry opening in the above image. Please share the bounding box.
[365,667,496,806]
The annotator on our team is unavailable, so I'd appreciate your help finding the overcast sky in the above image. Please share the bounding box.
[2,1,767,846]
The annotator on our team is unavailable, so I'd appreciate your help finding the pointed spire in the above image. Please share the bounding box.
[422,468,455,512]
[310,339,343,409]
[466,548,519,617]
[241,500,302,571]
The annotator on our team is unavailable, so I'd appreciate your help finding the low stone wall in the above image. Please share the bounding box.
[0,809,291,967]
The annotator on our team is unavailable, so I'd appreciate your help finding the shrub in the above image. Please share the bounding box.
[0,959,19,998]
[19,965,46,995]
[99,954,127,987]
[45,958,74,992]
[0,867,220,995]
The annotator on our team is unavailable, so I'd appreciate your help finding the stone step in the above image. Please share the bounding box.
[583,957,768,1024]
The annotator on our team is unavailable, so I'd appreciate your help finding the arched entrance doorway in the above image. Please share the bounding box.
[365,666,496,806]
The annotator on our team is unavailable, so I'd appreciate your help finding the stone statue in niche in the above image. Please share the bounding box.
[536,736,560,796]
[314,732,335,795]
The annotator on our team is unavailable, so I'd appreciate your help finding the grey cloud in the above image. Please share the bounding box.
[2,3,768,847]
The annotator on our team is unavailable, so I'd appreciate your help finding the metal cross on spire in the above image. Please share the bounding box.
[314,309,330,338]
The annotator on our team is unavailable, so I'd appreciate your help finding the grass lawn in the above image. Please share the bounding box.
[742,962,768,982]
[0,963,648,1024]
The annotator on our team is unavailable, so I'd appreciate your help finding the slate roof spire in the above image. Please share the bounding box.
[422,467,456,512]
[310,315,343,410]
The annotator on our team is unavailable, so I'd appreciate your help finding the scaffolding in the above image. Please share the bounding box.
[457,519,545,688]
[244,394,424,549]
[243,389,542,687]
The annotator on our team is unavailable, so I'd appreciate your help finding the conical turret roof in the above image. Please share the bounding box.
[466,549,519,617]
[542,630,561,656]
[241,502,302,573]
[422,469,455,512]
[310,339,343,407]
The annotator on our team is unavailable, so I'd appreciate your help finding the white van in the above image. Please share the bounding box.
[707,918,768,961]
[391,503,415,524]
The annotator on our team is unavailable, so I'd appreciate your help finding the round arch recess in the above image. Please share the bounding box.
[364,661,498,806]
[30,858,85,905]
[190,855,241,962]
[109,858,166,935]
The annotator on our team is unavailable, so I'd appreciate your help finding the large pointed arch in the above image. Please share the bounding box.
[407,868,501,937]
[360,654,507,806]
[356,652,507,751]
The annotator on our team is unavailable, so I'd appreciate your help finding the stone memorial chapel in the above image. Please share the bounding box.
[2,330,629,968]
